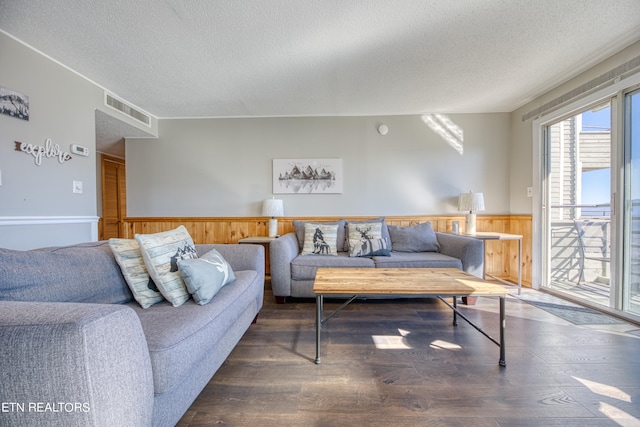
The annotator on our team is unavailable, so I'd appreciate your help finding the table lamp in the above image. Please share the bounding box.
[458,191,484,235]
[262,198,284,237]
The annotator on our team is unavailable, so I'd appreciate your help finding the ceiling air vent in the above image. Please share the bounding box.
[105,93,151,127]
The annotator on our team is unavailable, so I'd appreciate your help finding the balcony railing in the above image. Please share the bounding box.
[550,204,611,286]
[550,201,640,288]
[550,203,611,218]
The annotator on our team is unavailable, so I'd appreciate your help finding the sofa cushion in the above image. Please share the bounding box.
[346,221,391,257]
[128,270,259,395]
[109,238,164,308]
[372,252,463,269]
[136,226,198,307]
[178,248,235,305]
[293,219,346,252]
[301,223,340,256]
[291,253,374,281]
[0,241,133,304]
[344,217,390,251]
[348,237,391,257]
[388,222,441,252]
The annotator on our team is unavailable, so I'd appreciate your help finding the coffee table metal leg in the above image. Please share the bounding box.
[439,295,507,368]
[452,296,458,326]
[499,295,506,367]
[315,294,322,364]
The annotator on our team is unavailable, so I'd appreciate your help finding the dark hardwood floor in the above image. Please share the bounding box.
[177,284,640,427]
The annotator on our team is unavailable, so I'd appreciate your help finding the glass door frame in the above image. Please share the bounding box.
[532,72,640,320]
[622,85,640,314]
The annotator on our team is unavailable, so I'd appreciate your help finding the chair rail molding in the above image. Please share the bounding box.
[0,215,100,226]
[0,215,100,242]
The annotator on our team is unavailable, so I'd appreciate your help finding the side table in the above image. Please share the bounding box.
[462,232,523,295]
[238,236,277,277]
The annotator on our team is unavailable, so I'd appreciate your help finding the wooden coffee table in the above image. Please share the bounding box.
[313,268,509,366]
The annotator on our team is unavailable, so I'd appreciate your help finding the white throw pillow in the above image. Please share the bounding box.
[301,223,339,256]
[109,238,164,308]
[135,225,197,307]
[346,222,383,248]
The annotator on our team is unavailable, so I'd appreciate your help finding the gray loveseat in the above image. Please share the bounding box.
[0,241,264,427]
[270,218,484,303]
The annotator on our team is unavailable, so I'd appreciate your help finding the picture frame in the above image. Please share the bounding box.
[273,158,343,194]
[0,86,29,121]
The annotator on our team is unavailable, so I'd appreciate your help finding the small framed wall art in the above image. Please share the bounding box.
[0,86,29,121]
[273,158,343,194]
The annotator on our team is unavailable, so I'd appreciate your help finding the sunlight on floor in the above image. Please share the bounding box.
[571,376,638,425]
[371,335,411,350]
[371,328,412,349]
[597,402,639,426]
[371,332,463,351]
[572,377,631,402]
[429,339,462,351]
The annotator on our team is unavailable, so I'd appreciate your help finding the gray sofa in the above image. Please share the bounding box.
[270,219,484,303]
[0,241,264,427]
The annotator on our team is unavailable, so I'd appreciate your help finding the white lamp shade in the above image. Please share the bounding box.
[262,198,284,217]
[458,192,485,213]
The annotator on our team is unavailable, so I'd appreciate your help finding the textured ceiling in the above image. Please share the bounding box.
[1,0,640,120]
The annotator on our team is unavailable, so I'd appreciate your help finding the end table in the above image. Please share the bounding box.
[238,236,277,277]
[462,232,523,295]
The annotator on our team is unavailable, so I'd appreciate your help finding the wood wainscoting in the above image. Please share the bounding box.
[121,215,532,287]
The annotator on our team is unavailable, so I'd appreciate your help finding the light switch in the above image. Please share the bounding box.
[73,181,83,194]
[527,186,533,197]
[0,169,2,186]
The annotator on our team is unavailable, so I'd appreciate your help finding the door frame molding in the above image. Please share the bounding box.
[100,154,126,240]
[532,72,640,295]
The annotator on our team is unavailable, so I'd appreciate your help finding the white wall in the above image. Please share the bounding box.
[127,113,511,217]
[4,25,636,250]
[0,32,156,249]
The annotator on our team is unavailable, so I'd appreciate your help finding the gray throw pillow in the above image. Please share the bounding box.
[178,248,235,305]
[388,222,440,252]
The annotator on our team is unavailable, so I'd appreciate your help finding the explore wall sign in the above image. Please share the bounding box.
[14,139,73,166]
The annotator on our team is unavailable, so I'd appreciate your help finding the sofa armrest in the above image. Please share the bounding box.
[197,244,265,279]
[0,301,154,427]
[269,233,299,298]
[436,232,484,278]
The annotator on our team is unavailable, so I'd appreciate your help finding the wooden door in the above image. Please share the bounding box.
[101,155,126,240]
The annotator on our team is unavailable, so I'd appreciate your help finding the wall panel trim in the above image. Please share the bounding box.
[0,215,99,226]
[123,214,532,287]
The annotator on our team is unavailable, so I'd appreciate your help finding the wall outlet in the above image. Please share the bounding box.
[527,186,533,197]
[73,181,83,194]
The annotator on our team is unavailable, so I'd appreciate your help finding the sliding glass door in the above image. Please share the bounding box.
[541,86,640,319]
[544,102,613,307]
[624,89,640,315]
